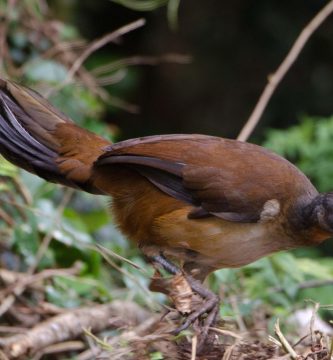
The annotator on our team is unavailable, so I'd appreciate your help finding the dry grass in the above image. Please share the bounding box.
[0,264,331,360]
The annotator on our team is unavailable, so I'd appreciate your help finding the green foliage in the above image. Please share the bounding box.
[167,0,180,30]
[46,275,110,308]
[0,157,18,178]
[110,0,180,30]
[50,85,105,131]
[150,352,164,360]
[264,116,333,192]
[111,0,168,11]
[0,161,155,309]
[24,59,68,83]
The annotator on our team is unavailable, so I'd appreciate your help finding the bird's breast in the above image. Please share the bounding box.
[151,207,303,269]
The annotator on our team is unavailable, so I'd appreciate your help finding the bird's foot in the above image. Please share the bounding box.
[150,255,220,348]
[172,273,219,333]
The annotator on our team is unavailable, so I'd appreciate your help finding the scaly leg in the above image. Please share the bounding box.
[151,255,219,337]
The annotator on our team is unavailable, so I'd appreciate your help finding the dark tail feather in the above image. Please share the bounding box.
[0,80,79,188]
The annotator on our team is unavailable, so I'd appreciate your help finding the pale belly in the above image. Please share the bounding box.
[150,207,300,269]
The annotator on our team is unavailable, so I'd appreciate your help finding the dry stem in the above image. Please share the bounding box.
[27,188,74,275]
[237,0,333,141]
[191,335,197,360]
[274,318,298,359]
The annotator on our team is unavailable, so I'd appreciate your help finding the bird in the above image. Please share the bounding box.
[0,78,332,338]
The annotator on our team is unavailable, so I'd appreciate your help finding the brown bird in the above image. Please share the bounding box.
[0,78,332,336]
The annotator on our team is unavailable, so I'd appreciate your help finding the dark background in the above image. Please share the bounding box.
[52,0,333,141]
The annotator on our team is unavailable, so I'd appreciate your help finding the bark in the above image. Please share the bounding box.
[0,300,149,358]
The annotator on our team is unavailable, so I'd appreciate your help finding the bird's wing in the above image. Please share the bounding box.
[96,135,312,222]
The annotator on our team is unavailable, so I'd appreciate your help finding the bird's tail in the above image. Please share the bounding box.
[0,79,110,194]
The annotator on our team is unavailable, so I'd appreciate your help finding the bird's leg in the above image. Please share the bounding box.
[172,273,219,336]
[151,254,181,276]
[151,254,219,337]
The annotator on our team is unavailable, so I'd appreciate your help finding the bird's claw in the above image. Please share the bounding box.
[150,254,220,345]
[171,290,219,336]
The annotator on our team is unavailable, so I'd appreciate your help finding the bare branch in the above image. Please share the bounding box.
[51,18,146,95]
[237,0,333,142]
[91,53,191,76]
[69,18,145,79]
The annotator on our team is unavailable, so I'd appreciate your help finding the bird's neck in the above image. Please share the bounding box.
[297,194,332,244]
[301,194,324,226]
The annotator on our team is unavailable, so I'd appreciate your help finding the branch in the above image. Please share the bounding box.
[0,262,82,318]
[68,18,145,80]
[0,301,149,358]
[270,278,333,293]
[50,18,146,96]
[237,0,333,142]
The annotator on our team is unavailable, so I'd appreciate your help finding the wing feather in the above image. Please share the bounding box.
[95,134,317,223]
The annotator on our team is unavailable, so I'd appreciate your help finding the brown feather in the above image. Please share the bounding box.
[96,135,318,221]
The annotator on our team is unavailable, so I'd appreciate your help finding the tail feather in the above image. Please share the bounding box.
[0,91,60,178]
[0,79,107,192]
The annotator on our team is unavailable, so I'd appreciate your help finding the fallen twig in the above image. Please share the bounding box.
[0,300,149,358]
[0,350,9,360]
[329,335,333,359]
[274,318,299,360]
[0,326,26,335]
[209,327,243,339]
[32,341,85,360]
[82,313,164,360]
[191,335,197,360]
[0,262,82,318]
[310,302,320,347]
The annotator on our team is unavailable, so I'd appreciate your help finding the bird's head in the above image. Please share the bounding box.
[309,193,333,234]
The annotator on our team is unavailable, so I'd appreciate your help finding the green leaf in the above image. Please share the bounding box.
[49,84,105,129]
[12,214,40,267]
[167,0,180,31]
[45,274,110,308]
[296,258,333,279]
[24,59,68,83]
[264,115,333,191]
[150,352,164,360]
[23,0,44,20]
[0,157,18,178]
[58,24,79,41]
[110,0,168,11]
